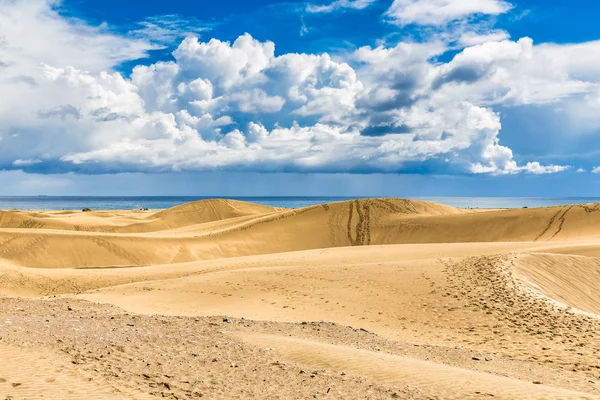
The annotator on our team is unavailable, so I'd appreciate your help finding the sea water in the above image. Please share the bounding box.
[1,196,600,210]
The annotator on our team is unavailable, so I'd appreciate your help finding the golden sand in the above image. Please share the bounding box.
[1,199,600,399]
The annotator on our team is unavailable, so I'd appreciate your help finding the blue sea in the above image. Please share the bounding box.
[0,196,600,211]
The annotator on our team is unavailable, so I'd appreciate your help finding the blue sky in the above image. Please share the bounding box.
[1,0,600,196]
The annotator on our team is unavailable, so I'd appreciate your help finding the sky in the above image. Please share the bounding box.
[1,0,600,196]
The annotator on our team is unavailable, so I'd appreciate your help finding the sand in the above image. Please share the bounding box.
[1,198,600,399]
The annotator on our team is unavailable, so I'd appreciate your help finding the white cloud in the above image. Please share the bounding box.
[13,159,42,167]
[592,166,600,174]
[307,0,376,13]
[432,38,600,106]
[386,0,512,26]
[229,90,285,113]
[172,34,275,89]
[0,0,574,177]
[576,168,586,173]
[459,30,510,46]
[471,160,570,175]
[300,16,309,36]
[521,162,570,175]
[0,0,156,74]
[131,15,212,45]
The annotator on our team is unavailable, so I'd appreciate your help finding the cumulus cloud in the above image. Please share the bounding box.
[229,90,286,113]
[386,0,512,26]
[592,166,600,174]
[306,0,376,13]
[0,0,575,176]
[432,38,600,105]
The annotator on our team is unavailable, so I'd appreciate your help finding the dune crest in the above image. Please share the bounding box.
[149,198,281,226]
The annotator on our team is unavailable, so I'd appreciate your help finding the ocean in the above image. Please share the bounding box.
[0,196,599,211]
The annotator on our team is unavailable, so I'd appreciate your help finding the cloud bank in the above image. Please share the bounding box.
[2,0,595,176]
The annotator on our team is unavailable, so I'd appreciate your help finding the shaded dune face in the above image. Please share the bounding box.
[2,199,600,269]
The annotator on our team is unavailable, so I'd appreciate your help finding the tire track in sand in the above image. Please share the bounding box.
[347,200,372,246]
[548,205,574,241]
[535,208,564,241]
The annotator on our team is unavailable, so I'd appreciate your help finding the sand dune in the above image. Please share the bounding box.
[0,199,279,233]
[2,198,600,399]
[4,198,600,269]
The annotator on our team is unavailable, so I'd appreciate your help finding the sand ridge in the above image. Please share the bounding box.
[2,198,600,399]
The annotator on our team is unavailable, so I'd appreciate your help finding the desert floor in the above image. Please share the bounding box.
[1,198,600,399]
